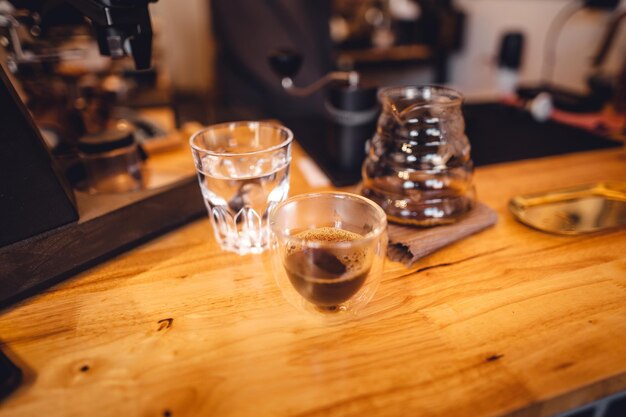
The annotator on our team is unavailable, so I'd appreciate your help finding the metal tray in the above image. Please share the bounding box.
[509,182,626,235]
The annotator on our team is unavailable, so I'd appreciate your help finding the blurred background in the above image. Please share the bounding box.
[2,0,624,132]
[1,0,624,190]
[150,0,626,109]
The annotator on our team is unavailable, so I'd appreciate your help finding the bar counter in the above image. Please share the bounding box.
[1,144,625,417]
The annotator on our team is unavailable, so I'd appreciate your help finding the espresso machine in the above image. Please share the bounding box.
[0,0,204,307]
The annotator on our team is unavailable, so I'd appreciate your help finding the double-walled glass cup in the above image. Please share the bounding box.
[190,122,293,255]
[270,192,387,320]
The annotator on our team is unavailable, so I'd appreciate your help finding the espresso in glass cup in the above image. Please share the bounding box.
[270,192,387,320]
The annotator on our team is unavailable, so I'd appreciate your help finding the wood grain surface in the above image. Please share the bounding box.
[1,145,625,417]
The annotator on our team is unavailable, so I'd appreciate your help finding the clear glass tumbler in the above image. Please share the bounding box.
[190,122,293,255]
[270,192,387,321]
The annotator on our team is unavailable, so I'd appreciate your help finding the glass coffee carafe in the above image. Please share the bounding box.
[361,86,475,226]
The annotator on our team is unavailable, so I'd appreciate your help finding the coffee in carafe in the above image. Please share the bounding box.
[361,86,475,226]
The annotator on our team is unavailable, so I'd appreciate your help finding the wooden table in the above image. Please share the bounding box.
[1,145,625,417]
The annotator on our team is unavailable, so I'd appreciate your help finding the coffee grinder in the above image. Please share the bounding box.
[269,49,379,186]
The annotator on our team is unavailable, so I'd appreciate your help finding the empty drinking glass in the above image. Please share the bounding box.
[190,122,293,255]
